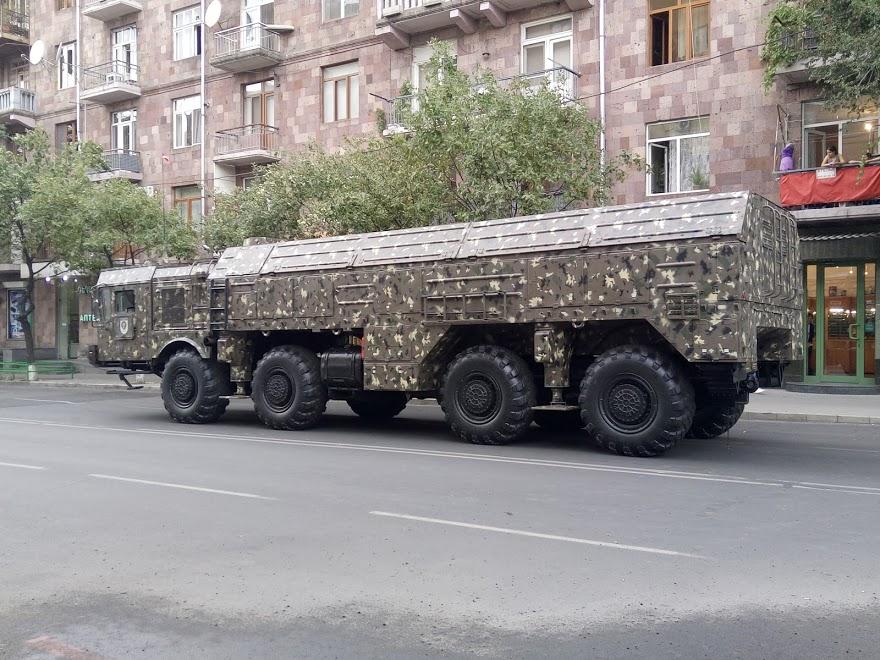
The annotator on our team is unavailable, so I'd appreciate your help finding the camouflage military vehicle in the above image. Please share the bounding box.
[90,192,802,457]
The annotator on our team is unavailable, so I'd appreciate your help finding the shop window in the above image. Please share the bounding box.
[650,0,709,66]
[7,289,26,340]
[647,116,709,194]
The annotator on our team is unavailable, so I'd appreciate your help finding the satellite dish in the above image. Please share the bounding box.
[28,40,45,65]
[204,0,222,27]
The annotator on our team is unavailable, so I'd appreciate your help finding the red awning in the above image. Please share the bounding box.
[779,164,880,207]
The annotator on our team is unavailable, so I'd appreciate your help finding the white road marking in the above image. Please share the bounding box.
[88,474,276,500]
[0,416,875,497]
[13,397,79,405]
[0,460,46,471]
[370,511,707,559]
[816,446,880,454]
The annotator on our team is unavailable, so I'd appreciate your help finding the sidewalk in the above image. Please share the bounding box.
[5,361,879,425]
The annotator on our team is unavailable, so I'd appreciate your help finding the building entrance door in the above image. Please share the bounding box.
[806,263,876,384]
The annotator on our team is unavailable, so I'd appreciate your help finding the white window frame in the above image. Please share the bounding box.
[111,109,137,152]
[645,117,710,196]
[172,95,202,149]
[112,25,138,81]
[242,0,274,24]
[58,41,76,90]
[520,15,573,98]
[173,6,202,61]
[322,0,359,22]
[322,61,359,123]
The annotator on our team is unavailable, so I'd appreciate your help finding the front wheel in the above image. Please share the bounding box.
[579,345,694,457]
[161,351,228,424]
[252,346,327,430]
[441,345,535,446]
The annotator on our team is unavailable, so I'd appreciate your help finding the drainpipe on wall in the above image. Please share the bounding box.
[598,0,606,167]
[75,0,81,141]
[199,0,207,225]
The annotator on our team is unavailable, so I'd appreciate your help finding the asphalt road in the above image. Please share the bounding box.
[1,385,879,659]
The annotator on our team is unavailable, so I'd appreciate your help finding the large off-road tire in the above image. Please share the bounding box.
[347,391,409,420]
[441,345,535,446]
[533,409,583,432]
[579,345,695,457]
[161,350,228,424]
[252,346,327,430]
[688,399,746,439]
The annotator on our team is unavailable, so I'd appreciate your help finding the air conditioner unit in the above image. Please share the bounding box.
[105,71,125,84]
[142,185,156,196]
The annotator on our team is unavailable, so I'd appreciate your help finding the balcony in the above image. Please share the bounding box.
[382,67,578,134]
[779,164,880,221]
[0,4,27,47]
[0,86,35,128]
[774,29,820,84]
[211,24,283,73]
[88,149,143,183]
[213,125,280,166]
[82,0,143,22]
[80,61,141,104]
[376,0,591,49]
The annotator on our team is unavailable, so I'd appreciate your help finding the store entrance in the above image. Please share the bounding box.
[806,263,876,384]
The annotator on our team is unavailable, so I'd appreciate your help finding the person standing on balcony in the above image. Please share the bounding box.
[822,145,845,166]
[779,143,795,171]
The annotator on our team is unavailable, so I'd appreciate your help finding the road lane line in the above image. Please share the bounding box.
[0,460,46,471]
[88,474,276,500]
[370,511,707,559]
[13,397,80,405]
[816,446,880,454]
[792,485,880,496]
[1,417,875,496]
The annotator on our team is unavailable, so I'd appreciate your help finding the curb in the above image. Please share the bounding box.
[741,411,880,425]
[0,380,160,391]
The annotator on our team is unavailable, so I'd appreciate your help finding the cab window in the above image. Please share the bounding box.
[114,289,136,314]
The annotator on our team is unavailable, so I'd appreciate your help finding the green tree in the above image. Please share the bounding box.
[205,45,638,249]
[763,0,880,112]
[75,178,196,273]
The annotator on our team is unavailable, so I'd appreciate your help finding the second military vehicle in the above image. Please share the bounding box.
[90,192,803,457]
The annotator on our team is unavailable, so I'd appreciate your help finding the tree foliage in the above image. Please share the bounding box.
[763,0,880,111]
[0,129,195,361]
[205,45,639,249]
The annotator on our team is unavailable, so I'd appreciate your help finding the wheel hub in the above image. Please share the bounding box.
[171,370,196,406]
[458,375,500,422]
[600,377,656,432]
[265,371,294,410]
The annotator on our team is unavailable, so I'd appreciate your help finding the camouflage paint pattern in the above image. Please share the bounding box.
[94,192,803,391]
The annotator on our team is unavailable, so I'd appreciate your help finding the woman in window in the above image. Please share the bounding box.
[821,145,845,166]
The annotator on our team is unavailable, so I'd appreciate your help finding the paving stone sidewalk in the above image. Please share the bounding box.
[5,361,879,425]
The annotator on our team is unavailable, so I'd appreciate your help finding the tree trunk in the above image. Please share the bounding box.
[21,274,36,364]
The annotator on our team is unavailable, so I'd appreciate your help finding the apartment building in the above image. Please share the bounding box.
[0,0,876,390]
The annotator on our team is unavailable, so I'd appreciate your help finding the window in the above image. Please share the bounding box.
[158,288,187,327]
[174,185,203,224]
[322,62,359,123]
[173,6,202,61]
[111,109,137,152]
[521,16,573,96]
[802,101,880,168]
[244,80,275,126]
[10,60,28,89]
[7,289,26,340]
[323,0,359,21]
[58,42,76,90]
[647,116,709,195]
[55,121,77,150]
[113,290,136,314]
[243,0,274,25]
[650,0,709,66]
[56,0,73,9]
[173,95,201,148]
[112,25,138,81]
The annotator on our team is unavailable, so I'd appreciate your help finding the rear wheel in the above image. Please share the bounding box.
[252,346,327,430]
[579,345,694,457]
[161,351,227,424]
[688,398,746,439]
[347,391,408,420]
[441,345,535,446]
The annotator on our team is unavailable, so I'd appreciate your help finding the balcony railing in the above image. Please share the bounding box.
[383,67,579,133]
[215,124,279,158]
[80,60,139,92]
[0,5,29,41]
[0,86,36,116]
[780,28,819,54]
[779,163,880,209]
[214,23,281,59]
[102,149,142,173]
